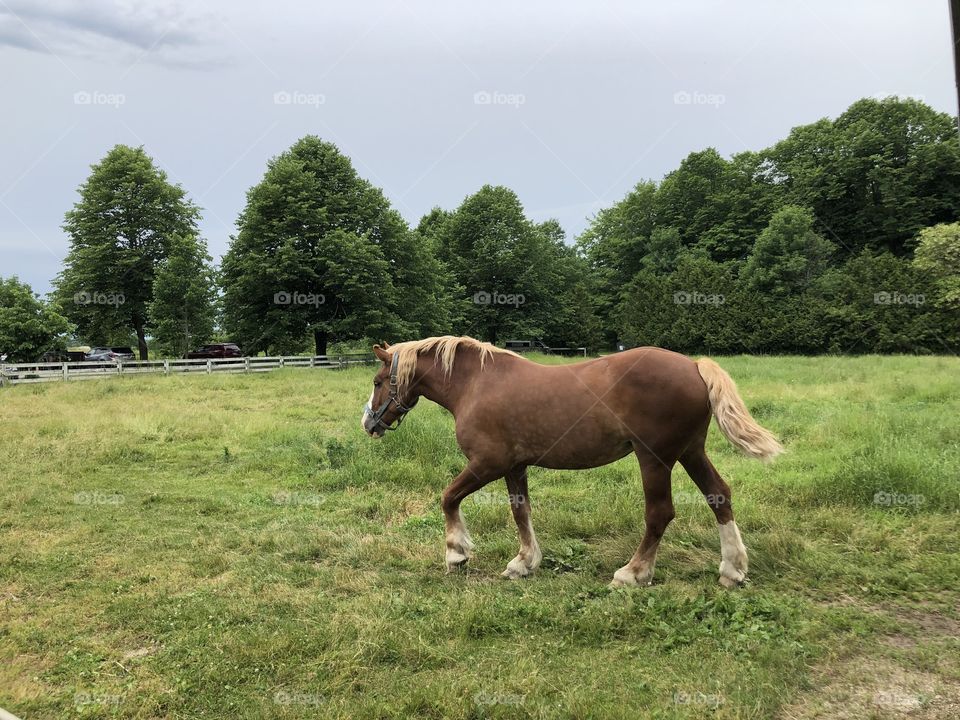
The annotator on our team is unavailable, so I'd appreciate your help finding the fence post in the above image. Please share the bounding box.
[164,359,169,375]
[245,357,251,373]
[310,355,315,368]
[279,357,285,369]
[62,362,68,381]
[117,361,123,377]
[206,359,212,374]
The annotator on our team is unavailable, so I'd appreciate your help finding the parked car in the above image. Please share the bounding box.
[184,343,242,359]
[84,346,136,362]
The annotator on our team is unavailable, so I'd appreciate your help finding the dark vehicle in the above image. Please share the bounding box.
[39,350,70,363]
[84,347,136,362]
[184,343,242,359]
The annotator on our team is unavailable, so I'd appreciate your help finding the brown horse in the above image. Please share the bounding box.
[360,336,782,587]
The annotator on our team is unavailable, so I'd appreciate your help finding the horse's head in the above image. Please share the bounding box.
[360,343,419,438]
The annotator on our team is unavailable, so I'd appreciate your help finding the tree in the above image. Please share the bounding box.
[914,222,960,311]
[222,136,450,355]
[148,235,218,357]
[655,148,732,248]
[56,145,200,359]
[740,205,833,296]
[433,185,569,344]
[575,181,659,344]
[762,97,960,254]
[0,277,72,362]
[814,252,954,353]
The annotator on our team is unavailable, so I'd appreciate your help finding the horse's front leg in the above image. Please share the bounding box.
[441,463,502,573]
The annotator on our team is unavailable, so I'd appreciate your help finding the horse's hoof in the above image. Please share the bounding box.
[501,566,533,580]
[719,576,747,589]
[610,567,653,588]
[445,551,470,574]
[719,560,747,588]
[501,555,537,580]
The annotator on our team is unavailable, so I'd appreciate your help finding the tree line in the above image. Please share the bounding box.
[1,96,958,362]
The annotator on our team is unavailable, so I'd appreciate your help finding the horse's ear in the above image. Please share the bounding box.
[372,345,391,363]
[382,341,391,349]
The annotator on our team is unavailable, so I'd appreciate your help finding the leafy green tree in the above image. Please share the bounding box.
[617,255,743,354]
[575,181,658,343]
[641,226,682,274]
[0,277,73,362]
[585,97,959,354]
[914,222,960,311]
[56,145,200,359]
[148,235,218,357]
[416,208,467,331]
[535,220,603,350]
[434,185,574,344]
[762,97,960,254]
[655,148,732,248]
[222,137,450,355]
[814,252,954,353]
[740,205,834,296]
[695,151,783,262]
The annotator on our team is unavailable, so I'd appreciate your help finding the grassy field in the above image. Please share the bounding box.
[1,354,959,719]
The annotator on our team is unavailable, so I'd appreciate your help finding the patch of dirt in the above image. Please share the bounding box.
[782,602,960,719]
[121,644,161,661]
[780,657,960,719]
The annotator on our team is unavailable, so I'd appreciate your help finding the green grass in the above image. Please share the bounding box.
[1,355,959,719]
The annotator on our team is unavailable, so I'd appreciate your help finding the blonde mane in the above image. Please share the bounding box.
[388,336,518,388]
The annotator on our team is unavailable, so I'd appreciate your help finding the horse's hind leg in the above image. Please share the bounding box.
[679,444,748,588]
[610,450,675,587]
[501,466,542,579]
[441,463,502,573]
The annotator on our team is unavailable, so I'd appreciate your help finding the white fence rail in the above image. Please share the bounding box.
[0,354,376,387]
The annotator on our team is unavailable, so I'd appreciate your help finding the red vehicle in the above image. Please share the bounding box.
[184,343,242,359]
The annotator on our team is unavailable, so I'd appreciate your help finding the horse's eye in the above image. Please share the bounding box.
[374,380,382,388]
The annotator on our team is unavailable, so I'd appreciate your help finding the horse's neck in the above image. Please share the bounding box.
[416,349,510,415]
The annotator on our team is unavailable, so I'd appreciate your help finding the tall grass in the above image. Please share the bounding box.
[1,355,958,718]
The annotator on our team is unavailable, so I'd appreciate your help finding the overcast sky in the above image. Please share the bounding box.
[0,0,955,295]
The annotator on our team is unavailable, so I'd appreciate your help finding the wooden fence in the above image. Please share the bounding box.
[0,353,376,387]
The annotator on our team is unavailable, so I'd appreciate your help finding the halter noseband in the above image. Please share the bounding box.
[364,353,413,432]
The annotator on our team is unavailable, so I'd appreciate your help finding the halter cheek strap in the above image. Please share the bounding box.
[364,353,412,432]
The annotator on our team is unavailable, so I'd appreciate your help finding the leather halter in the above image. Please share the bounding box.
[364,353,412,432]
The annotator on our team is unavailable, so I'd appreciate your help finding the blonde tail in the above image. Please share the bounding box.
[696,358,783,462]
